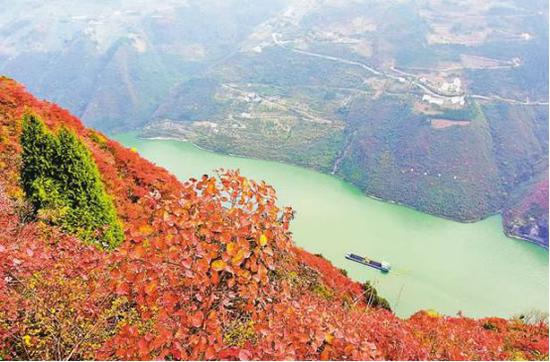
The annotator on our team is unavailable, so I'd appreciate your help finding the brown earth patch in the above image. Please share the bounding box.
[430,118,471,129]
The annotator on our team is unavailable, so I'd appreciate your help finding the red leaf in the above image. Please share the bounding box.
[238,349,252,361]
[191,311,204,328]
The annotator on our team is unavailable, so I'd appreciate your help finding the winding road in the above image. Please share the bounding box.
[271,33,549,106]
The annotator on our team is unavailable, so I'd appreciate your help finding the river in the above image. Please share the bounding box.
[114,132,548,318]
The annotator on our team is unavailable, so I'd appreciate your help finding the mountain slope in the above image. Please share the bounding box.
[0,77,547,360]
[0,0,290,132]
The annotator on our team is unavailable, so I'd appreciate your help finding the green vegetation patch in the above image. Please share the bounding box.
[223,319,256,347]
[20,114,123,248]
[363,281,391,311]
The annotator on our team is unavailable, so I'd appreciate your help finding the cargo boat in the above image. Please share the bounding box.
[345,253,391,273]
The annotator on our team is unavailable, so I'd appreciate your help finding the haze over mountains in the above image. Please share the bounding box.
[0,0,548,246]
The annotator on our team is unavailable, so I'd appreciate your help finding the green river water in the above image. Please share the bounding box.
[114,133,548,318]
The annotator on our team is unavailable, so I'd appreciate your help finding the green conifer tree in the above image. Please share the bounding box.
[20,114,123,248]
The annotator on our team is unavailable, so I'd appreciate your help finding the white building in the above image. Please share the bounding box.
[422,94,444,106]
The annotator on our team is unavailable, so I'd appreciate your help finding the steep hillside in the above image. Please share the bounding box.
[0,77,548,360]
[337,97,503,221]
[0,0,289,132]
[483,103,549,246]
[503,171,549,248]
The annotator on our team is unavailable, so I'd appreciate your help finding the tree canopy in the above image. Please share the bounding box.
[20,113,123,248]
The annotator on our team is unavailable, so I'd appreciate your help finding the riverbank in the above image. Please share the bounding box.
[137,132,531,243]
